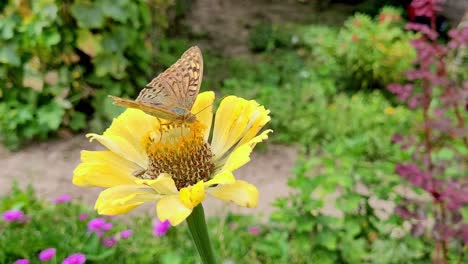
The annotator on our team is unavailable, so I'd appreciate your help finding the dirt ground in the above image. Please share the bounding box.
[0,135,297,218]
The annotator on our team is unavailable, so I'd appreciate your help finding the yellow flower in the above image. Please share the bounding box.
[384,107,396,115]
[73,91,272,226]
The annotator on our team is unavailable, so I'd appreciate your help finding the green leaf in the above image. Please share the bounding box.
[69,112,87,131]
[70,2,105,29]
[336,194,361,213]
[341,237,366,264]
[37,102,64,130]
[77,29,102,57]
[99,0,129,22]
[0,42,21,66]
[92,53,128,79]
[316,231,337,250]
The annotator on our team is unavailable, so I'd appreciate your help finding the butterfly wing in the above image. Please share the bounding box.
[136,46,203,113]
[109,96,180,121]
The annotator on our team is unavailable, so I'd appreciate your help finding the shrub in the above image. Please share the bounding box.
[0,0,174,149]
[270,91,429,263]
[387,0,468,262]
[336,7,417,89]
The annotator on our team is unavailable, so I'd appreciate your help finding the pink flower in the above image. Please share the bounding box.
[79,214,88,221]
[38,248,56,261]
[53,194,72,204]
[13,259,29,264]
[87,218,112,236]
[102,237,117,248]
[248,226,261,235]
[2,209,24,222]
[120,229,133,239]
[61,253,86,264]
[153,220,171,236]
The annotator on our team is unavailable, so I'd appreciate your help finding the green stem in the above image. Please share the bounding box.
[186,204,216,264]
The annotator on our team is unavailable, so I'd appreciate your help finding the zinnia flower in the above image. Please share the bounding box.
[61,253,86,264]
[2,209,24,222]
[38,248,56,261]
[73,92,271,226]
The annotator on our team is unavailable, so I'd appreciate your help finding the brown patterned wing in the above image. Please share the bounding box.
[135,46,203,112]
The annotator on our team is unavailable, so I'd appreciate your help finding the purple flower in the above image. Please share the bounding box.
[13,259,29,264]
[79,214,88,221]
[120,229,133,239]
[2,209,24,222]
[102,222,113,231]
[87,218,112,236]
[153,219,171,236]
[61,253,86,264]
[39,248,56,261]
[53,194,72,204]
[248,226,261,235]
[102,237,117,248]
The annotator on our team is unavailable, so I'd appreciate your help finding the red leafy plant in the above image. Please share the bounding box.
[388,0,467,263]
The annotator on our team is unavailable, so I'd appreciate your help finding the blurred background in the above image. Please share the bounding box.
[1,0,467,263]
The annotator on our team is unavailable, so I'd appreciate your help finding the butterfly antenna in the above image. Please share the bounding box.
[193,94,231,117]
[193,103,214,116]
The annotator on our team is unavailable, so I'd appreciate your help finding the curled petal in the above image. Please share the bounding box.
[179,181,206,209]
[207,180,259,208]
[205,171,236,186]
[157,195,192,226]
[135,173,178,194]
[95,185,161,215]
[220,130,272,171]
[211,96,263,160]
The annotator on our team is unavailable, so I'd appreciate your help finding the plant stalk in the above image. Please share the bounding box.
[186,204,216,264]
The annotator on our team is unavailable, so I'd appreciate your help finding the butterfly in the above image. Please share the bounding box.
[109,46,203,124]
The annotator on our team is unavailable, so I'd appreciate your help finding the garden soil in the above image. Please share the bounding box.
[0,135,296,218]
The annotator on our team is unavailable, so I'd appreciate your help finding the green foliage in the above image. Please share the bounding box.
[1,185,306,264]
[335,7,416,89]
[269,91,432,263]
[0,0,174,149]
[248,23,295,52]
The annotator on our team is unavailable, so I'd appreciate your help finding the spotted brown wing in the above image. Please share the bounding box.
[135,46,203,114]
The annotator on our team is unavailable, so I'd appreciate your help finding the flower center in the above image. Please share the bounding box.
[141,121,215,190]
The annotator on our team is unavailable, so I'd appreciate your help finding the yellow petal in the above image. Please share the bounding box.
[191,91,214,141]
[87,133,148,169]
[87,108,157,168]
[73,150,137,188]
[211,96,270,161]
[157,195,192,226]
[236,107,271,147]
[135,173,178,194]
[207,180,259,208]
[218,129,272,172]
[205,170,236,186]
[179,181,206,209]
[95,185,161,215]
